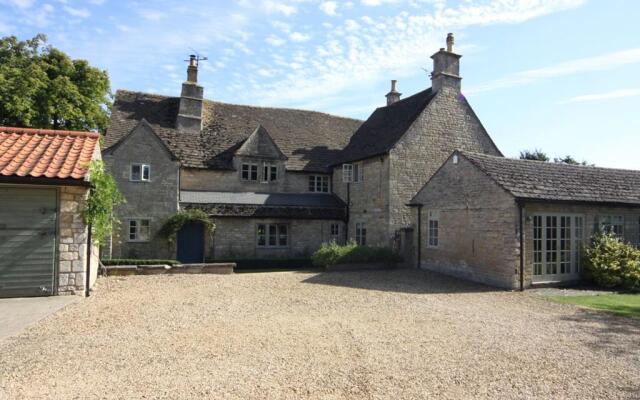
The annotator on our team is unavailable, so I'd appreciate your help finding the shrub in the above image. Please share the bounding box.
[101,259,179,266]
[205,258,313,270]
[311,241,402,267]
[583,233,640,292]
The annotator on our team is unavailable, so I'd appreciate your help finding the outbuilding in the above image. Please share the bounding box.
[411,150,640,289]
[0,126,100,297]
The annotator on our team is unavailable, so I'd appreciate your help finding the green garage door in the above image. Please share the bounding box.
[0,187,57,297]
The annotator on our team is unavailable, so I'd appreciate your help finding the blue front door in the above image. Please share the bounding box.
[177,222,204,263]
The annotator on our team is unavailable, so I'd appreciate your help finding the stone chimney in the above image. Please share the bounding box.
[176,55,204,133]
[385,80,402,106]
[430,33,462,93]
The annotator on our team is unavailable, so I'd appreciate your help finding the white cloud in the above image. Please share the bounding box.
[361,0,400,6]
[562,88,640,104]
[319,1,338,16]
[263,0,297,16]
[64,6,90,18]
[289,32,310,42]
[265,34,286,46]
[5,0,34,8]
[468,48,640,93]
[116,24,131,32]
[139,9,166,21]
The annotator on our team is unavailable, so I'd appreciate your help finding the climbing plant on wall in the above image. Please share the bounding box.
[159,209,215,247]
[81,160,125,244]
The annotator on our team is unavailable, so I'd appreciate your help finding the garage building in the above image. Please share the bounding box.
[0,126,100,297]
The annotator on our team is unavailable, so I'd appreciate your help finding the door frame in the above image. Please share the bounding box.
[531,212,584,284]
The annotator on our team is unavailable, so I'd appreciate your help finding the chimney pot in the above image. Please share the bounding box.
[385,80,402,106]
[446,33,454,52]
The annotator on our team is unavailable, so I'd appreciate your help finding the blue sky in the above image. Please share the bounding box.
[1,0,639,168]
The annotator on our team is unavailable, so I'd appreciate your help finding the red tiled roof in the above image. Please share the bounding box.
[0,126,100,180]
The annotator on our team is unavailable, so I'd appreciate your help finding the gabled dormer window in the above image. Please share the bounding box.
[241,163,258,181]
[130,164,150,182]
[262,162,278,183]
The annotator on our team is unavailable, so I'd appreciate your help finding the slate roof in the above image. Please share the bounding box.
[180,190,346,208]
[105,90,362,173]
[460,151,640,205]
[0,126,99,180]
[335,88,436,164]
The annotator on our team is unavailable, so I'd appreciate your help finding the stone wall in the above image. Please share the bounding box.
[522,202,640,287]
[102,123,180,259]
[332,156,390,247]
[181,166,329,194]
[412,155,520,289]
[388,86,502,241]
[206,218,345,259]
[57,186,99,295]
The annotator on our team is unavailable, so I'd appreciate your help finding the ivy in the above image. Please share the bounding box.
[82,160,125,244]
[159,209,215,247]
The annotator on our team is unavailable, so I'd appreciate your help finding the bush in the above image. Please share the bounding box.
[205,258,313,270]
[311,241,402,267]
[583,233,640,292]
[101,259,180,266]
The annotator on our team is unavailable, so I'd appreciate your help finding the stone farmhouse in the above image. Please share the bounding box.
[102,33,640,289]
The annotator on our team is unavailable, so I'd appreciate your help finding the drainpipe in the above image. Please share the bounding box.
[345,182,350,241]
[417,205,423,269]
[518,202,524,291]
[85,222,92,297]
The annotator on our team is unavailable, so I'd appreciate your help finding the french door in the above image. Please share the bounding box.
[532,214,584,283]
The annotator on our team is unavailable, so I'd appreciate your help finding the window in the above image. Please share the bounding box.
[130,164,150,182]
[428,211,439,248]
[128,219,150,242]
[262,163,278,183]
[355,222,366,246]
[342,164,353,183]
[330,223,340,242]
[241,163,258,181]
[309,175,329,193]
[601,215,624,238]
[256,223,289,247]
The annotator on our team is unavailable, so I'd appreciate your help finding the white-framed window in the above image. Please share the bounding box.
[241,163,258,181]
[330,223,340,242]
[600,215,624,238]
[257,223,289,248]
[427,211,439,248]
[262,163,278,183]
[353,162,363,183]
[342,164,353,183]
[130,164,150,182]
[355,222,366,246]
[128,219,150,242]
[309,175,329,193]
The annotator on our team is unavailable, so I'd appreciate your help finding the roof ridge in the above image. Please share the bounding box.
[460,150,640,174]
[0,126,100,138]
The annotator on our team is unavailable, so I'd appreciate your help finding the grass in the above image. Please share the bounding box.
[550,294,640,319]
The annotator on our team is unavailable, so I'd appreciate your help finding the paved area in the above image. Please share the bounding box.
[1,270,639,399]
[0,295,79,341]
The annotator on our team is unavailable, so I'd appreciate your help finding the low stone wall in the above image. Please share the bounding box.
[105,263,235,276]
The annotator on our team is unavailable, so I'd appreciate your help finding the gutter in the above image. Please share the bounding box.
[85,222,92,297]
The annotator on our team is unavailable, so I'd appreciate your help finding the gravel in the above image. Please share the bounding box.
[1,269,639,399]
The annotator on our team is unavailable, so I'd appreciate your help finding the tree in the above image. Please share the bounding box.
[553,155,593,166]
[0,34,111,132]
[519,149,549,162]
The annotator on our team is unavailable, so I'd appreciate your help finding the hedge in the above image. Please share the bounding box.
[101,259,180,266]
[311,241,402,267]
[583,233,640,292]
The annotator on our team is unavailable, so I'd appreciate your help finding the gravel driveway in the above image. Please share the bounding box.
[1,269,639,399]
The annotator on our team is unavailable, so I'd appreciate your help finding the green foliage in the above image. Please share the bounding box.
[206,258,313,270]
[101,259,180,266]
[553,155,593,166]
[0,34,111,132]
[583,233,640,292]
[312,241,402,267]
[82,161,125,245]
[159,209,215,247]
[519,149,549,162]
